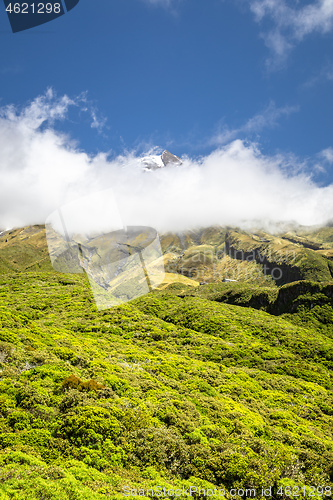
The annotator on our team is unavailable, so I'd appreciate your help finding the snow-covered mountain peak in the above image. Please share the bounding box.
[141,150,182,171]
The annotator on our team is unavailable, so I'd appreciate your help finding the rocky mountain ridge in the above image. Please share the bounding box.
[2,223,333,288]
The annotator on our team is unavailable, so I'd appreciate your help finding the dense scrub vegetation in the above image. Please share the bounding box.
[0,272,332,498]
[172,280,333,337]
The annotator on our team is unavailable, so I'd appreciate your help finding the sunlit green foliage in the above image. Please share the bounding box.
[0,272,332,498]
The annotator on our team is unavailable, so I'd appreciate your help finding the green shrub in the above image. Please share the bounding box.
[54,406,122,446]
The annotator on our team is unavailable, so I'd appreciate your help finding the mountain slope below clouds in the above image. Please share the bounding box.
[2,224,333,288]
[161,226,333,285]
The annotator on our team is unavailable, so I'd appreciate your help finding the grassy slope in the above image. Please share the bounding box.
[0,226,53,273]
[0,273,332,498]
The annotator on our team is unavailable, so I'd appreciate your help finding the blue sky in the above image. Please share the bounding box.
[1,0,333,230]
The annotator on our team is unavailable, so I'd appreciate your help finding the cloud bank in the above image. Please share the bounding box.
[1,92,333,232]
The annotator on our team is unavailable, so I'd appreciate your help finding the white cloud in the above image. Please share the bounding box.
[249,0,333,63]
[141,0,178,8]
[144,0,171,4]
[320,147,333,163]
[304,61,333,87]
[1,92,333,232]
[0,65,23,76]
[76,92,108,133]
[212,101,298,145]
[0,88,74,129]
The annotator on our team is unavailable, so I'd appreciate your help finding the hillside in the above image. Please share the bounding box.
[0,226,53,274]
[0,225,333,498]
[161,227,333,286]
[2,224,333,287]
[0,271,332,498]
